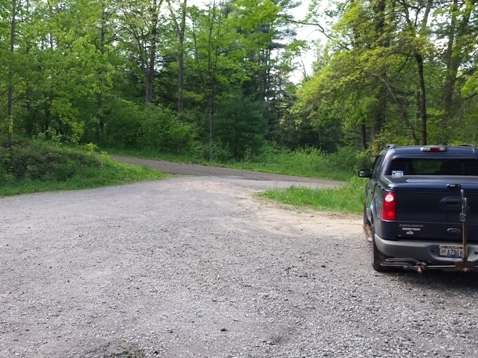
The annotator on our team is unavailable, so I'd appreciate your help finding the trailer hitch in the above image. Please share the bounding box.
[382,258,475,273]
[456,188,475,271]
[381,258,429,273]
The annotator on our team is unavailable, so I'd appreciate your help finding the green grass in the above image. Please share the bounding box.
[103,146,193,164]
[259,176,365,214]
[0,143,166,197]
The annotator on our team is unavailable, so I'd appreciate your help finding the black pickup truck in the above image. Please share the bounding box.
[358,144,478,273]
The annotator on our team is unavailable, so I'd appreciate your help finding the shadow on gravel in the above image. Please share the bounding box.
[81,340,145,358]
[386,270,478,291]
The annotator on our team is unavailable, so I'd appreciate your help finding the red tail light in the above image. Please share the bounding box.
[421,145,446,152]
[381,191,396,220]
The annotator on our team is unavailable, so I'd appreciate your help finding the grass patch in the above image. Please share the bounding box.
[103,146,192,164]
[259,176,365,214]
[230,146,351,180]
[0,141,166,197]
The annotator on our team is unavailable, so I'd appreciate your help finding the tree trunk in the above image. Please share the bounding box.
[7,0,17,147]
[208,85,215,161]
[96,93,104,144]
[370,0,387,144]
[145,0,162,105]
[96,3,107,144]
[360,123,367,150]
[177,0,187,120]
[440,0,473,142]
[145,38,156,105]
[415,52,427,145]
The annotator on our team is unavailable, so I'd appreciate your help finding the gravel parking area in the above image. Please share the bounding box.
[1,158,478,357]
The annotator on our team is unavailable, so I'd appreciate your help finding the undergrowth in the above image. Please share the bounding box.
[0,140,165,196]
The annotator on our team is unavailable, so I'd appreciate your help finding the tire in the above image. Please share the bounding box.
[371,227,392,272]
[363,204,372,243]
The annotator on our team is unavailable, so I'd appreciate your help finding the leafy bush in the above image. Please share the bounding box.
[324,147,356,172]
[254,142,287,163]
[255,144,328,176]
[103,99,144,148]
[215,94,267,160]
[104,100,197,154]
[211,141,233,162]
[232,143,362,180]
[140,106,197,154]
[0,141,102,184]
[325,146,370,173]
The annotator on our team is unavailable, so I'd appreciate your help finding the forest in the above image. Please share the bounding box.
[1,0,477,162]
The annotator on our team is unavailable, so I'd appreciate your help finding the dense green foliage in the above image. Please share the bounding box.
[0,141,101,182]
[1,0,477,168]
[1,0,303,161]
[227,144,368,181]
[300,0,478,151]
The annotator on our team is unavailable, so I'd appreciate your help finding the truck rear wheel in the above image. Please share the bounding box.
[363,204,372,243]
[371,228,392,272]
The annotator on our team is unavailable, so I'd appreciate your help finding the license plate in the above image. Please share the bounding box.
[439,245,463,258]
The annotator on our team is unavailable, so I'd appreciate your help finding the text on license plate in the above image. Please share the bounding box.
[439,245,463,258]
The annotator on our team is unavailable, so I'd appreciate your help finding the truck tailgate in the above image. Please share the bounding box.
[388,179,478,242]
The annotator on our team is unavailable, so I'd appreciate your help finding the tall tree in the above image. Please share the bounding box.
[7,0,17,146]
[14,0,114,141]
[118,0,165,105]
[93,0,118,143]
[188,0,282,160]
[167,0,187,120]
[395,0,435,145]
[436,0,477,143]
[294,0,478,150]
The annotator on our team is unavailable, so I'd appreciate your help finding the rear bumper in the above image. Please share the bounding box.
[375,234,478,267]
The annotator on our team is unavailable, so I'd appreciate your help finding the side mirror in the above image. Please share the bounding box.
[358,168,372,178]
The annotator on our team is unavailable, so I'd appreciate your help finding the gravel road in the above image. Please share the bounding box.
[1,157,478,358]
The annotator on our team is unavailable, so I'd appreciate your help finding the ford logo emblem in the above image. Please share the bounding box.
[447,228,461,234]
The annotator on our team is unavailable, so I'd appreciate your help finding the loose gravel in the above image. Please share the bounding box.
[1,158,478,358]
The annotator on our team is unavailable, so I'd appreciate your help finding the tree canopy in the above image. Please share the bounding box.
[1,0,477,158]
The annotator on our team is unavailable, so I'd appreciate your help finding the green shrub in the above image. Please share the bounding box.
[211,141,233,162]
[325,146,367,173]
[0,141,102,183]
[254,142,284,163]
[0,146,12,184]
[103,100,197,154]
[140,106,196,154]
[215,94,267,160]
[103,99,144,148]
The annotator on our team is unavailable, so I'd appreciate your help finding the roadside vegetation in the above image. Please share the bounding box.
[0,140,166,197]
[106,144,366,182]
[0,139,366,214]
[259,178,364,215]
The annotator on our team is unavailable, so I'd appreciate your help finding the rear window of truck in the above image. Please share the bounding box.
[388,159,478,177]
